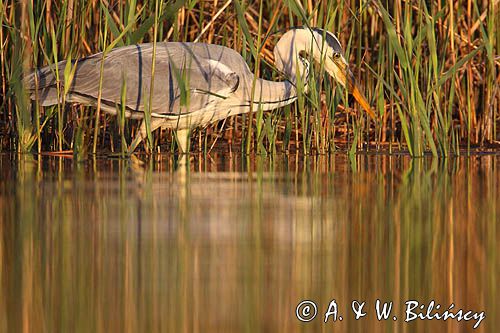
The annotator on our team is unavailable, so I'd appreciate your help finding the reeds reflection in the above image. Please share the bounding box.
[0,154,498,332]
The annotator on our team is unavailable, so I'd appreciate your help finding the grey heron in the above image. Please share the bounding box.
[26,27,375,153]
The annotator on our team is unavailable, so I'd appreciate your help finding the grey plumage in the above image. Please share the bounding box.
[28,43,245,116]
[311,28,343,53]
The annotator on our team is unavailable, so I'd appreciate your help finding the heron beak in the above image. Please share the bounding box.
[326,57,376,120]
[346,69,376,120]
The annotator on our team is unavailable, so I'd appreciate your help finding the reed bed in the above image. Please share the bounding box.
[0,0,498,156]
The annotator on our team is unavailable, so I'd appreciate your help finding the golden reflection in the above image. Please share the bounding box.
[0,153,498,332]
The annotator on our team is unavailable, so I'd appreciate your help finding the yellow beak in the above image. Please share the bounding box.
[325,57,376,120]
[346,70,376,120]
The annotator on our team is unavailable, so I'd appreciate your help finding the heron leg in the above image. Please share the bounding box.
[175,129,190,154]
[128,118,164,155]
[128,133,144,155]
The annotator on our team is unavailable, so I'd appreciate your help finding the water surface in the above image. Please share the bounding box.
[0,153,498,332]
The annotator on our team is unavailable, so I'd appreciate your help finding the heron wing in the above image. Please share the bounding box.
[64,43,241,115]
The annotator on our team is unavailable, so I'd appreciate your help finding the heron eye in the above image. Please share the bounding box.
[332,52,340,59]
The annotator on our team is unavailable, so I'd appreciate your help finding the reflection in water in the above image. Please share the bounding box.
[0,153,498,332]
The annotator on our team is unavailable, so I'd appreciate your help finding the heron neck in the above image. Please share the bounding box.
[248,78,298,111]
[274,29,312,85]
[240,28,319,111]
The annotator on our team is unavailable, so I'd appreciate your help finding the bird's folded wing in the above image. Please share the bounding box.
[64,43,240,115]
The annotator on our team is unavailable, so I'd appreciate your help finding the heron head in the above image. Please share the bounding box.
[308,28,376,119]
[274,27,376,119]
